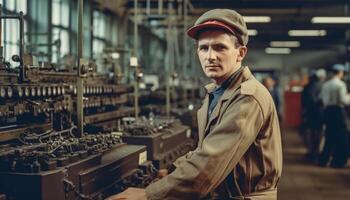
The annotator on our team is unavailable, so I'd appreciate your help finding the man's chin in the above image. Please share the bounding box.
[206,73,220,79]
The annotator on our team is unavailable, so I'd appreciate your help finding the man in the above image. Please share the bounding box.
[262,76,280,118]
[107,9,282,200]
[301,69,326,161]
[319,64,350,168]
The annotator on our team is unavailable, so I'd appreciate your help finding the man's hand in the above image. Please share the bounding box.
[106,187,147,200]
[158,169,168,179]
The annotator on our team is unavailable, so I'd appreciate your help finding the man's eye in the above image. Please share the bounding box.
[199,46,208,51]
[214,45,226,51]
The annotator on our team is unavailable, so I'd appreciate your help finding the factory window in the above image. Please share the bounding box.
[5,0,15,11]
[1,0,27,67]
[16,0,27,15]
[51,0,70,62]
[3,0,26,14]
[52,0,69,27]
[52,28,69,62]
[92,40,105,56]
[93,10,106,38]
[92,10,107,57]
[4,20,18,63]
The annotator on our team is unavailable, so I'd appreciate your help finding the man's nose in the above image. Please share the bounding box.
[207,48,216,61]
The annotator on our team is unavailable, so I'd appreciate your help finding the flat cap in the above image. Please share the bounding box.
[332,64,346,72]
[187,9,249,46]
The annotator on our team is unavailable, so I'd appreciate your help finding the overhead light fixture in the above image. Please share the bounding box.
[265,47,291,54]
[243,16,271,23]
[270,41,300,48]
[247,29,258,36]
[288,30,327,36]
[311,17,350,24]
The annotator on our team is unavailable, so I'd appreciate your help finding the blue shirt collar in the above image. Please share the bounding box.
[209,66,244,94]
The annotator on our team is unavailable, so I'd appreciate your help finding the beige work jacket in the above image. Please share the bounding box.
[146,67,283,200]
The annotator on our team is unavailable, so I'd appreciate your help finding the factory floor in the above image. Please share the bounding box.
[278,128,350,200]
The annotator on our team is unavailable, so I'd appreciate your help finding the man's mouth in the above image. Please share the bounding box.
[206,65,220,68]
[206,66,221,72]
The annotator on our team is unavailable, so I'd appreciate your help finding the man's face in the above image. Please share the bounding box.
[339,71,344,79]
[197,30,247,84]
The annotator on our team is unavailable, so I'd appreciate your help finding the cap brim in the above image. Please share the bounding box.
[187,23,235,39]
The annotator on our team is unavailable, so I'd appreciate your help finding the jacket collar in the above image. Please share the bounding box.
[197,66,253,145]
[204,66,252,99]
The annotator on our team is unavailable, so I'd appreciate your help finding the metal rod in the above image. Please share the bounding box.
[0,4,3,61]
[134,0,139,120]
[19,12,24,81]
[165,1,173,116]
[134,0,138,57]
[158,0,163,15]
[134,72,139,120]
[0,15,23,19]
[0,4,2,48]
[183,0,188,76]
[146,0,150,16]
[77,0,83,73]
[76,0,84,137]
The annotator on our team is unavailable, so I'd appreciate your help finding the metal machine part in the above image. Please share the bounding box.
[122,116,195,169]
[0,127,153,200]
[0,5,194,200]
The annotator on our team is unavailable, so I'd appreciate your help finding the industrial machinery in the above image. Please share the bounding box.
[0,6,196,200]
[0,55,157,199]
[121,116,194,169]
[0,9,154,200]
[0,128,151,200]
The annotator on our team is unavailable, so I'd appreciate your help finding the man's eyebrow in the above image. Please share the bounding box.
[198,43,208,47]
[198,42,227,46]
[211,42,228,46]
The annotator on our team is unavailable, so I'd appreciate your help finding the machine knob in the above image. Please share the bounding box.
[12,55,21,62]
[57,87,61,95]
[52,86,57,96]
[17,86,23,97]
[37,87,42,96]
[0,87,6,98]
[24,87,30,97]
[47,87,52,96]
[42,87,47,96]
[7,87,13,98]
[31,87,36,97]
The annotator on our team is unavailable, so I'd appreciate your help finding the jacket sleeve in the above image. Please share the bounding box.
[145,95,264,199]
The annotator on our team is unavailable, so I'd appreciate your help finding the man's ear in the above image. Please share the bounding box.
[237,46,247,62]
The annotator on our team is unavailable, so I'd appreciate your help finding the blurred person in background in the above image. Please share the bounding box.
[263,76,281,119]
[301,69,326,161]
[319,64,350,168]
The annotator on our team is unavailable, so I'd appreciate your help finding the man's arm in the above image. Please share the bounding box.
[339,82,350,105]
[146,95,264,199]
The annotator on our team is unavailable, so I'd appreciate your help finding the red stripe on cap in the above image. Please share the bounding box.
[187,20,236,39]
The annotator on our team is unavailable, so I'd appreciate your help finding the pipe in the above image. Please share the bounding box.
[76,0,84,137]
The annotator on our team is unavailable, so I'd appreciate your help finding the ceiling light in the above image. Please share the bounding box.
[311,17,350,24]
[248,29,258,36]
[265,47,291,54]
[270,41,300,48]
[288,30,327,36]
[243,16,271,23]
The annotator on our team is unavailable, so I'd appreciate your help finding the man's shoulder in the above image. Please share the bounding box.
[327,78,346,88]
[240,78,257,95]
[240,77,269,97]
[239,76,275,115]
